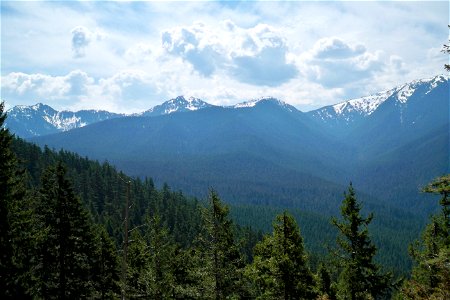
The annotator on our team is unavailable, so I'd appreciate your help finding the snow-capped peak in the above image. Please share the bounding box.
[141,96,213,116]
[232,97,295,112]
[332,89,396,116]
[31,103,47,110]
[6,103,124,137]
[310,74,448,125]
[333,74,447,116]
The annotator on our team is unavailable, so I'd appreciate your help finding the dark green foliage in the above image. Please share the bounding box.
[331,184,392,300]
[317,263,336,300]
[6,102,450,298]
[34,163,98,299]
[125,229,150,298]
[0,102,36,298]
[124,214,201,299]
[143,215,178,299]
[401,175,450,299]
[92,225,121,299]
[246,212,317,299]
[196,190,246,299]
[11,137,203,249]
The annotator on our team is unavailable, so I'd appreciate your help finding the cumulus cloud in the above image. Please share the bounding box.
[161,22,298,86]
[228,23,298,86]
[162,22,224,77]
[302,37,386,89]
[1,70,94,99]
[1,70,167,113]
[71,26,105,58]
[311,37,366,59]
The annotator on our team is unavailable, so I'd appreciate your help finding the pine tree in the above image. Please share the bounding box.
[125,229,150,298]
[401,175,450,299]
[92,225,121,299]
[246,211,317,299]
[35,162,98,299]
[317,262,336,300]
[145,215,177,299]
[0,102,36,298]
[331,184,391,300]
[196,190,245,299]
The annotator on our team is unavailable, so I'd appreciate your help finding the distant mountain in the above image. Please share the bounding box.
[308,75,448,135]
[230,97,297,113]
[5,103,124,138]
[139,96,215,117]
[8,75,447,140]
[30,75,448,218]
[5,97,301,138]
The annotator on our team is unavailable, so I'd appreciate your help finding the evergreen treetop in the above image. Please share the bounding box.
[331,184,391,300]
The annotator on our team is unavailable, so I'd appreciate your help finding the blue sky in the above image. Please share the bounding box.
[1,1,448,113]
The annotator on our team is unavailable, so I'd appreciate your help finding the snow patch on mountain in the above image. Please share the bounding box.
[6,103,124,137]
[140,96,213,116]
[312,74,448,124]
[332,89,396,116]
[232,97,295,112]
[42,114,86,131]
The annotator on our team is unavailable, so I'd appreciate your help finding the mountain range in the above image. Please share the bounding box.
[6,75,449,217]
[5,103,124,138]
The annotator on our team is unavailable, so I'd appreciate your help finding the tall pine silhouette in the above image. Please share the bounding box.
[331,184,391,300]
[35,162,98,298]
[402,175,450,298]
[196,190,245,299]
[246,211,316,299]
[0,102,36,298]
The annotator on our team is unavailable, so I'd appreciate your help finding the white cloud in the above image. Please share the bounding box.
[228,23,298,86]
[1,70,168,113]
[1,70,94,99]
[161,21,298,86]
[124,43,153,63]
[71,26,106,58]
[311,37,366,60]
[301,37,387,89]
[1,1,448,112]
[162,22,224,77]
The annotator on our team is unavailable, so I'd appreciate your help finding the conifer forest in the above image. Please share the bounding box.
[1,101,449,299]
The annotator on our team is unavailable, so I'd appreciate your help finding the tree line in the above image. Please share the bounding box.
[1,102,449,299]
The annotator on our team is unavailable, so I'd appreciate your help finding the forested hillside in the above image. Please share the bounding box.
[12,125,423,275]
[2,101,449,299]
[11,120,420,274]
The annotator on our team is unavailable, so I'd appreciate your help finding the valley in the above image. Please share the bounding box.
[6,74,449,276]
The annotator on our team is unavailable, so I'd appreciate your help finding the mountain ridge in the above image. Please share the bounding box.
[307,74,448,135]
[28,73,448,218]
[6,74,447,138]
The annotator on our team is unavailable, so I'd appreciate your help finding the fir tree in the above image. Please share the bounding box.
[125,229,150,298]
[401,175,450,299]
[0,102,36,298]
[92,225,121,299]
[145,215,177,299]
[246,211,317,299]
[35,162,98,299]
[317,262,336,300]
[196,190,245,299]
[331,184,391,300]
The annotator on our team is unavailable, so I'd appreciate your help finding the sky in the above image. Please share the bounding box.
[1,1,448,113]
